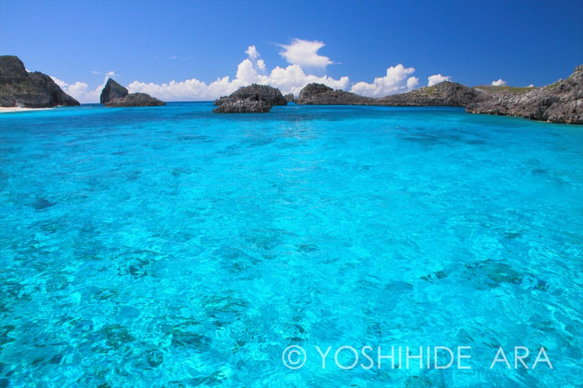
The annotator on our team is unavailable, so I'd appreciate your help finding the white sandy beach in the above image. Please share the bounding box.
[0,107,53,113]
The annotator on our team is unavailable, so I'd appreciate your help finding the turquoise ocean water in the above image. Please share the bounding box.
[0,103,582,387]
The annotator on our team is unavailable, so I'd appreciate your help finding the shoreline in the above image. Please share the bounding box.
[0,107,54,114]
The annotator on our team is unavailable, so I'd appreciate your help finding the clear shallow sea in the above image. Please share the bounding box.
[0,103,582,387]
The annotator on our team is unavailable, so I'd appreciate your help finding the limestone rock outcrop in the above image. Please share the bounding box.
[100,78,165,107]
[0,55,80,108]
[100,78,128,104]
[213,84,286,113]
[466,65,583,124]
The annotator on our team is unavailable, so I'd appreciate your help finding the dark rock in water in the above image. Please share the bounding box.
[296,83,374,105]
[464,259,523,289]
[380,81,488,107]
[0,55,80,108]
[100,78,128,104]
[467,64,583,124]
[100,78,165,107]
[33,197,55,210]
[146,349,164,368]
[284,93,295,103]
[213,84,286,113]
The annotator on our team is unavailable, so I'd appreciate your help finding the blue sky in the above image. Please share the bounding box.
[1,0,581,102]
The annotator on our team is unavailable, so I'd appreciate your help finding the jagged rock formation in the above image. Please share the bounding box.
[100,78,128,104]
[213,84,286,113]
[467,65,583,124]
[296,83,374,105]
[231,84,287,106]
[379,81,488,107]
[100,78,165,107]
[284,93,295,103]
[0,55,80,108]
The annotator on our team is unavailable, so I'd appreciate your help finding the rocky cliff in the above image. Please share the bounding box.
[466,65,583,124]
[100,78,165,107]
[214,84,286,113]
[0,55,80,108]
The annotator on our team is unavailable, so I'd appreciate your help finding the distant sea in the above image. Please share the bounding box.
[1,103,582,386]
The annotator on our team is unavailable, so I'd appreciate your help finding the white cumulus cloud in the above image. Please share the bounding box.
[491,79,507,86]
[56,45,350,102]
[279,38,334,68]
[128,45,348,101]
[407,77,420,90]
[53,43,455,103]
[350,64,419,97]
[428,74,452,86]
[245,45,260,60]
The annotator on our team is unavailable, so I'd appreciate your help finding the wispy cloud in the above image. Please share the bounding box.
[491,79,507,86]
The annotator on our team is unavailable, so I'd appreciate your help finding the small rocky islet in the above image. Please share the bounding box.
[1,55,581,124]
[213,84,287,113]
[100,78,165,107]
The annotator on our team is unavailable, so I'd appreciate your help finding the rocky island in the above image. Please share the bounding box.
[295,83,374,105]
[100,78,165,107]
[213,84,287,113]
[0,55,79,108]
[292,64,582,124]
[466,65,583,124]
[380,81,488,107]
[294,81,487,107]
